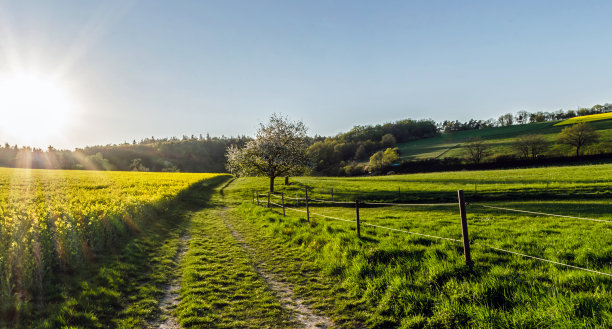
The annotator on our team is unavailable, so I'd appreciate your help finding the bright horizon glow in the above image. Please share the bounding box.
[0,73,75,147]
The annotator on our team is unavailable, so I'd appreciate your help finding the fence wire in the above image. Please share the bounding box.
[361,201,457,207]
[473,242,612,278]
[309,198,355,205]
[260,200,612,279]
[475,204,612,224]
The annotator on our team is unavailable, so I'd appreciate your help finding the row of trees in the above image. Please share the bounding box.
[0,136,250,172]
[439,103,612,132]
[339,119,438,143]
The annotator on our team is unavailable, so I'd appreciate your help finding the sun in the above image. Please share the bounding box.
[0,74,74,145]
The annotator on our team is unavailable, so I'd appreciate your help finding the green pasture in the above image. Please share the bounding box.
[223,164,612,328]
[397,120,612,160]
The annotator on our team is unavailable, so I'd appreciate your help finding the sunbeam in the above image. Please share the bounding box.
[0,73,75,145]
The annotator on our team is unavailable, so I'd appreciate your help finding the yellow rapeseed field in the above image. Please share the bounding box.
[0,168,219,306]
[555,112,612,125]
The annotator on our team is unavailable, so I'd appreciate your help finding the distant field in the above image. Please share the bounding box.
[226,164,612,327]
[555,112,612,126]
[398,120,612,160]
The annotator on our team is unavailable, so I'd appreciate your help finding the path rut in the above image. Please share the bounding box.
[220,208,332,329]
[149,235,190,329]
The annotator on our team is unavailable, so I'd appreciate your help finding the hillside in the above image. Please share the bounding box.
[398,119,612,160]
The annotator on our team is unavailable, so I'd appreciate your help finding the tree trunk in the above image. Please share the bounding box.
[285,176,289,185]
[269,176,275,193]
[576,146,580,157]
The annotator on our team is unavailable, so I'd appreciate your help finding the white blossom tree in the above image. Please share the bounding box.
[226,114,310,192]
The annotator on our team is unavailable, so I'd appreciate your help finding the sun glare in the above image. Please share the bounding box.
[0,74,74,145]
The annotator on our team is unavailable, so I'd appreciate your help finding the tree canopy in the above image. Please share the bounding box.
[464,137,490,164]
[557,123,599,156]
[226,114,310,192]
[514,134,548,159]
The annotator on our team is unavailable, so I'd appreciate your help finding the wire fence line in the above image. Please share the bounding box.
[269,201,283,208]
[309,198,355,205]
[361,201,457,207]
[474,204,612,224]
[305,210,357,224]
[256,190,612,279]
[361,222,464,243]
[280,202,462,239]
[283,205,306,214]
[472,243,612,278]
[258,190,455,207]
[264,190,612,224]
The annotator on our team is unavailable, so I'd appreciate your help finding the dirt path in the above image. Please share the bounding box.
[220,208,332,329]
[149,234,190,329]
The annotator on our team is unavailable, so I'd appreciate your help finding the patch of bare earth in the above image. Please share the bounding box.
[149,235,190,329]
[220,208,332,329]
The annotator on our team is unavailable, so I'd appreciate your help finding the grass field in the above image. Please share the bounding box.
[556,113,612,126]
[223,164,612,328]
[397,120,612,160]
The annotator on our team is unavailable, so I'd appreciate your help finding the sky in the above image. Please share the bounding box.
[0,0,611,149]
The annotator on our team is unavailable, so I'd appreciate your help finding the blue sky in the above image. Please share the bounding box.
[0,1,611,149]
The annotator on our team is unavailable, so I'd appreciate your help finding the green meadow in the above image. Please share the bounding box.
[222,163,612,328]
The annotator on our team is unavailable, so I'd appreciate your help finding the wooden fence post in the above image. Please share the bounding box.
[457,190,473,267]
[398,187,401,200]
[281,192,286,216]
[355,200,361,237]
[267,192,270,208]
[305,187,310,222]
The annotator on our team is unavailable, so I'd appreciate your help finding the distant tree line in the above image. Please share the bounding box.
[439,103,612,132]
[0,135,250,172]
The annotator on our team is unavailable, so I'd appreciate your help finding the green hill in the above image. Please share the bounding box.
[398,119,612,160]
